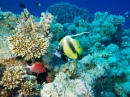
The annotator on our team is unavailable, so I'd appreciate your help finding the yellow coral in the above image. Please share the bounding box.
[0,65,27,90]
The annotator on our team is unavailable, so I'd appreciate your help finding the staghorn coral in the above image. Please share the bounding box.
[0,65,27,90]
[18,75,40,96]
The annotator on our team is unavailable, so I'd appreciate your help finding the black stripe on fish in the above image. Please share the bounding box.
[67,38,77,53]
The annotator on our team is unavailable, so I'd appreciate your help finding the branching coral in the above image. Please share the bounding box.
[18,80,40,96]
[7,9,54,60]
[18,75,41,96]
[114,84,127,97]
[0,58,22,66]
[7,32,49,60]
[0,65,27,90]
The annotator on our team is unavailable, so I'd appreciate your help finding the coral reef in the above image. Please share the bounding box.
[41,72,94,97]
[7,32,49,60]
[7,9,54,60]
[18,79,40,96]
[0,4,130,97]
[91,12,125,36]
[0,65,27,90]
[47,2,92,24]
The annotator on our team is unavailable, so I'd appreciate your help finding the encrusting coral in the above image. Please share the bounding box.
[7,9,54,60]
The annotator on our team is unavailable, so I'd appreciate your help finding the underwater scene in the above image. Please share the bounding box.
[0,0,130,97]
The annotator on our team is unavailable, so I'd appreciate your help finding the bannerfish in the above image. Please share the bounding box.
[54,32,89,61]
[19,3,26,8]
[25,62,46,74]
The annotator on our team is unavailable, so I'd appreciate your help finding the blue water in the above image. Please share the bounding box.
[0,0,130,28]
